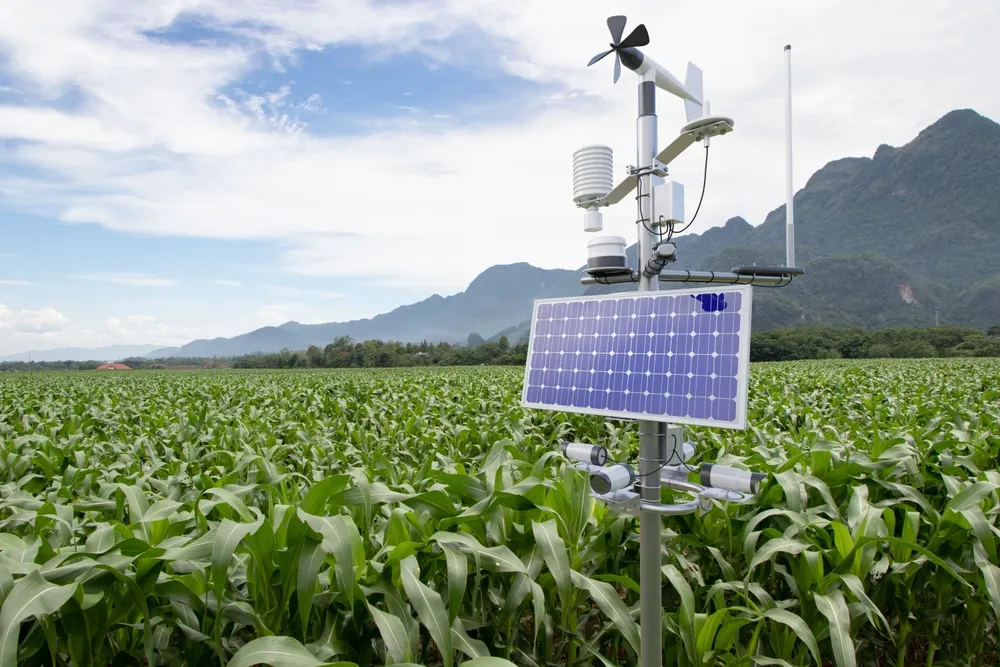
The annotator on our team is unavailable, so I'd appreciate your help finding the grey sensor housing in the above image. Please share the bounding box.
[562,442,609,466]
[700,463,765,495]
[590,462,636,495]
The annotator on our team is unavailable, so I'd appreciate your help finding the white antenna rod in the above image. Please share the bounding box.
[784,44,795,267]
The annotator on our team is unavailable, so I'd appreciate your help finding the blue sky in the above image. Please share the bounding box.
[0,0,997,354]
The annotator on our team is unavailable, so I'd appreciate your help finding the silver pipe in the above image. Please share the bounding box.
[784,45,795,268]
[658,270,791,286]
[639,499,701,515]
[661,477,705,495]
[636,75,663,667]
[580,270,792,287]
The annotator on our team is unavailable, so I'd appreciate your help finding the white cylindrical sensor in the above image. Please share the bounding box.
[583,207,603,233]
[677,441,696,463]
[562,442,608,466]
[573,145,614,205]
[590,462,635,495]
[586,235,628,276]
[700,463,766,495]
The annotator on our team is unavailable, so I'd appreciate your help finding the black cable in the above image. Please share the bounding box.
[629,433,699,478]
[634,460,670,478]
[635,175,662,241]
[667,145,710,242]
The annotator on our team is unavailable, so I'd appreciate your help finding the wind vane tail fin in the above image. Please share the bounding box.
[684,62,704,123]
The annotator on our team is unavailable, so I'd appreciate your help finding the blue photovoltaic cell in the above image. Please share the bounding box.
[520,285,752,429]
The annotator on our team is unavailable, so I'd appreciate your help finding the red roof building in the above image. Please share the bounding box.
[96,363,132,371]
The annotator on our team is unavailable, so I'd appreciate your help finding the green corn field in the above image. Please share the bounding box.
[0,358,997,666]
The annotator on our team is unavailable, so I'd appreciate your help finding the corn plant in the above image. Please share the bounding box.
[0,359,996,666]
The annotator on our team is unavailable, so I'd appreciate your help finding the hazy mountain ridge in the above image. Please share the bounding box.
[149,263,581,357]
[0,345,157,363]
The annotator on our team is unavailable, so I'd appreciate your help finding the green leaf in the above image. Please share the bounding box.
[532,519,571,610]
[706,547,737,582]
[761,608,820,665]
[0,570,78,667]
[695,608,728,659]
[751,658,797,667]
[748,538,810,575]
[298,511,363,610]
[946,481,999,513]
[431,531,526,574]
[451,617,489,659]
[399,555,453,667]
[204,486,255,522]
[442,545,467,625]
[837,574,891,637]
[301,475,352,515]
[226,636,356,667]
[298,537,328,636]
[662,564,696,663]
[570,569,640,654]
[814,590,856,667]
[499,547,543,623]
[365,600,413,665]
[591,573,640,594]
[831,521,855,563]
[974,543,1000,622]
[212,514,264,604]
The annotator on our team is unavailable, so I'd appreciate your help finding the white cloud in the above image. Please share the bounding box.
[214,279,243,287]
[0,311,192,355]
[71,272,178,287]
[262,284,343,298]
[0,303,68,334]
[104,314,176,343]
[0,279,31,286]
[0,0,997,296]
[256,303,328,326]
[0,253,14,258]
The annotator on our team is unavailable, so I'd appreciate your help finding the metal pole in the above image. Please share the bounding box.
[636,73,663,667]
[784,44,795,268]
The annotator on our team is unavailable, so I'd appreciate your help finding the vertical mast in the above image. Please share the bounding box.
[636,71,663,667]
[784,44,795,267]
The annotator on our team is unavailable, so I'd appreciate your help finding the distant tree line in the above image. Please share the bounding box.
[3,326,998,372]
[0,360,103,372]
[229,335,528,369]
[750,325,1000,362]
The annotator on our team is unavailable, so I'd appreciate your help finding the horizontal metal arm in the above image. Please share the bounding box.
[661,477,705,495]
[590,118,735,209]
[638,499,701,515]
[658,270,792,286]
[579,270,795,287]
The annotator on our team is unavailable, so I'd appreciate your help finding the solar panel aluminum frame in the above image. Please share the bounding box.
[520,285,753,429]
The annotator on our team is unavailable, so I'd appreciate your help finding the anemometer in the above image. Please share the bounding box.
[521,15,803,667]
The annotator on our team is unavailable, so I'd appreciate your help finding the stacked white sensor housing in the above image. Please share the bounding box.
[573,145,613,232]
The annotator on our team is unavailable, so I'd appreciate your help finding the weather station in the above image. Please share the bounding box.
[521,16,804,667]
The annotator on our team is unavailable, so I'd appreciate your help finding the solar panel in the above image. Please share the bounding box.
[521,285,752,429]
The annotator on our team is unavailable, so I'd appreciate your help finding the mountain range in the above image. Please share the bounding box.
[0,345,158,363]
[7,108,998,361]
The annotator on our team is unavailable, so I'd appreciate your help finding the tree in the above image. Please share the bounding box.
[498,336,510,353]
[988,325,1000,338]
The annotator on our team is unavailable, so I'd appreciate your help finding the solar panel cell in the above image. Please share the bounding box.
[521,285,752,429]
